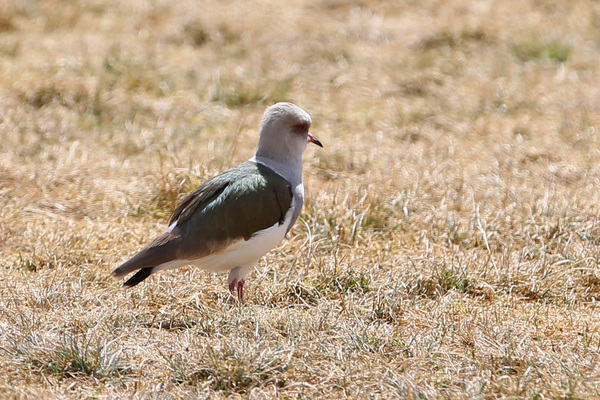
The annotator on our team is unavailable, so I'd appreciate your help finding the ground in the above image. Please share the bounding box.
[2,0,600,398]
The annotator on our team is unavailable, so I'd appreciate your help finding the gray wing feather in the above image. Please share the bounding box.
[112,161,293,279]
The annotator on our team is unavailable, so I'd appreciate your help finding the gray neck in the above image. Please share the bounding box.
[249,155,303,187]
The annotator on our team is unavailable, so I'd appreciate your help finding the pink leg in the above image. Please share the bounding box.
[237,280,245,304]
[228,279,246,305]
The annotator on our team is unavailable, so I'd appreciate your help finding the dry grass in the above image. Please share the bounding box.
[2,0,600,398]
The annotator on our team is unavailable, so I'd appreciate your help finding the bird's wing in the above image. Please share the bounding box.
[112,162,293,279]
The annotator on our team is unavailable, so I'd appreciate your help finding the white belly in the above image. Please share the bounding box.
[191,217,289,272]
[155,208,294,274]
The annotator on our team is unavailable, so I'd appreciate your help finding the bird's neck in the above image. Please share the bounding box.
[249,155,303,186]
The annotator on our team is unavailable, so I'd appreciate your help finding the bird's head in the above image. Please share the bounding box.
[256,102,322,163]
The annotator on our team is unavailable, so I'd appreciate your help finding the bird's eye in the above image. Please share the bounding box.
[297,123,308,133]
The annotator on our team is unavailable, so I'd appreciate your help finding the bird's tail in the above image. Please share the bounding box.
[119,267,155,288]
[112,251,188,288]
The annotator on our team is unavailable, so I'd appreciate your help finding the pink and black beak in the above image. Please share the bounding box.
[308,132,323,148]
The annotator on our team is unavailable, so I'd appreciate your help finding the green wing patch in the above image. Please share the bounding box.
[172,162,293,259]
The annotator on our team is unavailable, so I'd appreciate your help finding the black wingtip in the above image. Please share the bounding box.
[121,267,154,288]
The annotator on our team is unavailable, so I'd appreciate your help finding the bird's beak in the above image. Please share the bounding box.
[307,133,323,148]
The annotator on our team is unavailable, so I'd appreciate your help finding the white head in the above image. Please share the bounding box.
[256,102,322,164]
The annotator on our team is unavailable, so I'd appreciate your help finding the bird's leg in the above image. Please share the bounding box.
[237,279,245,304]
[228,280,237,302]
[228,279,246,305]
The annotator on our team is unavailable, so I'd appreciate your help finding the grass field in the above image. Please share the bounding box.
[2,0,600,398]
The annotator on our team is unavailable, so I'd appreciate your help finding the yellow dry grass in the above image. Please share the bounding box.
[2,0,600,398]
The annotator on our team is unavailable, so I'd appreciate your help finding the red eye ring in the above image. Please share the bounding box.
[297,123,309,132]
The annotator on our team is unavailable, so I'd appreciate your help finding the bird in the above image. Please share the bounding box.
[111,102,322,303]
